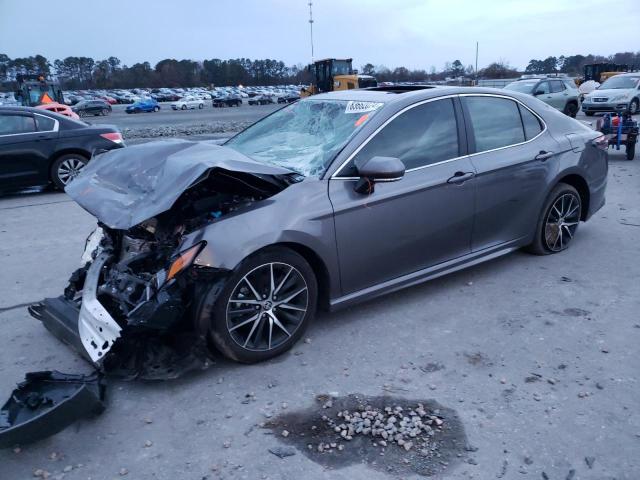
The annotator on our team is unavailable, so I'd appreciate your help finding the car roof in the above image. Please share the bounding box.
[310,86,531,105]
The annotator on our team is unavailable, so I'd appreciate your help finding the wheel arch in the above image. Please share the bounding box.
[556,173,590,221]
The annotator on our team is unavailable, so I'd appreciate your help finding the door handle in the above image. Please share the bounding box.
[535,151,554,161]
[447,171,475,184]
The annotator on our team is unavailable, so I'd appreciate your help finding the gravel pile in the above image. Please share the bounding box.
[314,403,444,454]
[121,121,252,139]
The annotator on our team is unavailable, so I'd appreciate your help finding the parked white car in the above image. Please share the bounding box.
[171,96,205,110]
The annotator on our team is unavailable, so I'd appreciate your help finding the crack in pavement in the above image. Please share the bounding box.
[0,199,73,211]
[0,301,37,314]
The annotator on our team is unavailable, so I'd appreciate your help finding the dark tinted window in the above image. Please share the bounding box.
[351,98,459,172]
[535,81,550,94]
[465,97,525,152]
[35,114,56,131]
[0,114,36,135]
[550,80,565,93]
[518,105,543,140]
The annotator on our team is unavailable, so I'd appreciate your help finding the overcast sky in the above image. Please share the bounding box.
[1,0,638,71]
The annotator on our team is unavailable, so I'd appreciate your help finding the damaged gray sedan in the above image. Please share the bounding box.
[2,86,609,446]
[32,86,608,368]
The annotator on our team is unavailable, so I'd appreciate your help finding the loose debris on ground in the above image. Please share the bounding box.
[267,394,468,477]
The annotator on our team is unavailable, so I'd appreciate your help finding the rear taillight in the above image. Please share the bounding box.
[100,132,123,144]
[592,134,608,150]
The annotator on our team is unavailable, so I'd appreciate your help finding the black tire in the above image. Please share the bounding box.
[198,103,204,109]
[50,153,89,190]
[564,102,578,118]
[101,108,109,116]
[627,141,636,160]
[153,106,160,112]
[526,183,582,255]
[585,112,595,117]
[196,247,318,363]
[629,98,639,115]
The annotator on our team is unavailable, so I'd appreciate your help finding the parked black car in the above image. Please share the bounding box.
[212,94,242,107]
[0,106,124,191]
[72,100,112,117]
[248,95,275,105]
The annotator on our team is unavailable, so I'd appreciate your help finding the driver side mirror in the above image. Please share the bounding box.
[534,90,545,96]
[353,156,405,194]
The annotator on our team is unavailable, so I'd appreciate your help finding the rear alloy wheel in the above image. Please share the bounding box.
[527,183,582,255]
[101,108,109,116]
[51,154,88,190]
[153,106,160,112]
[198,248,317,363]
[181,104,187,110]
[564,102,578,118]
[629,99,639,115]
[198,103,204,109]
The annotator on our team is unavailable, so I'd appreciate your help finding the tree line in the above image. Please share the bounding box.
[1,51,638,90]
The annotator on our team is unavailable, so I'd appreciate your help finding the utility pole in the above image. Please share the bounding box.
[475,41,479,86]
[308,2,315,63]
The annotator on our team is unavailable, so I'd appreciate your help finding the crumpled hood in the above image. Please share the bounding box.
[65,139,295,230]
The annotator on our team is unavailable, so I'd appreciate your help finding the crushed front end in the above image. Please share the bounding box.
[27,140,299,378]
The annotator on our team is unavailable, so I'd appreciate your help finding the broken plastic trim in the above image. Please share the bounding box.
[0,371,105,448]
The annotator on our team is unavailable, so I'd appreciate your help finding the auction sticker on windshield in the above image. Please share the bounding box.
[345,101,384,114]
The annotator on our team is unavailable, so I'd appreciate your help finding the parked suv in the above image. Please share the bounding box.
[504,77,580,117]
[581,72,640,116]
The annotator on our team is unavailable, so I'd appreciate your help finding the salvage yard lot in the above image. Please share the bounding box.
[0,147,639,479]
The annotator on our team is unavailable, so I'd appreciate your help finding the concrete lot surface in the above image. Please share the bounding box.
[0,142,639,479]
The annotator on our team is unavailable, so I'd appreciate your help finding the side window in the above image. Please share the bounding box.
[0,114,37,135]
[536,82,550,95]
[550,80,565,93]
[350,98,460,172]
[518,105,543,140]
[35,114,56,132]
[464,96,525,152]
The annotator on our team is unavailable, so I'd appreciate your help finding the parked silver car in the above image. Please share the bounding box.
[504,77,580,117]
[33,86,607,370]
[581,72,640,116]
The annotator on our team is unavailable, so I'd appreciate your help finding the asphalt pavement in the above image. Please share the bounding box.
[0,114,639,480]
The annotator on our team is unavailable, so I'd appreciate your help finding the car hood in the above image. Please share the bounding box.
[587,88,634,98]
[65,139,297,230]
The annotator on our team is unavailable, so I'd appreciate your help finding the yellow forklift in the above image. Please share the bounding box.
[301,58,377,97]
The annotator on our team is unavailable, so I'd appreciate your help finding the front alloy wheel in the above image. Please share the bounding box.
[198,248,317,363]
[226,262,308,351]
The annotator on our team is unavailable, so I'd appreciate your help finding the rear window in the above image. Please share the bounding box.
[464,97,525,152]
[519,105,543,140]
[35,114,56,131]
[0,113,36,135]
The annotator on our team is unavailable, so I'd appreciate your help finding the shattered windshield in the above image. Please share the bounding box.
[225,99,383,176]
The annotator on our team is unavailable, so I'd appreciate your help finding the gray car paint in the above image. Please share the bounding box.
[92,87,606,312]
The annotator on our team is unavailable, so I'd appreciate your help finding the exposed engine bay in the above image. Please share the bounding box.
[60,158,299,372]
